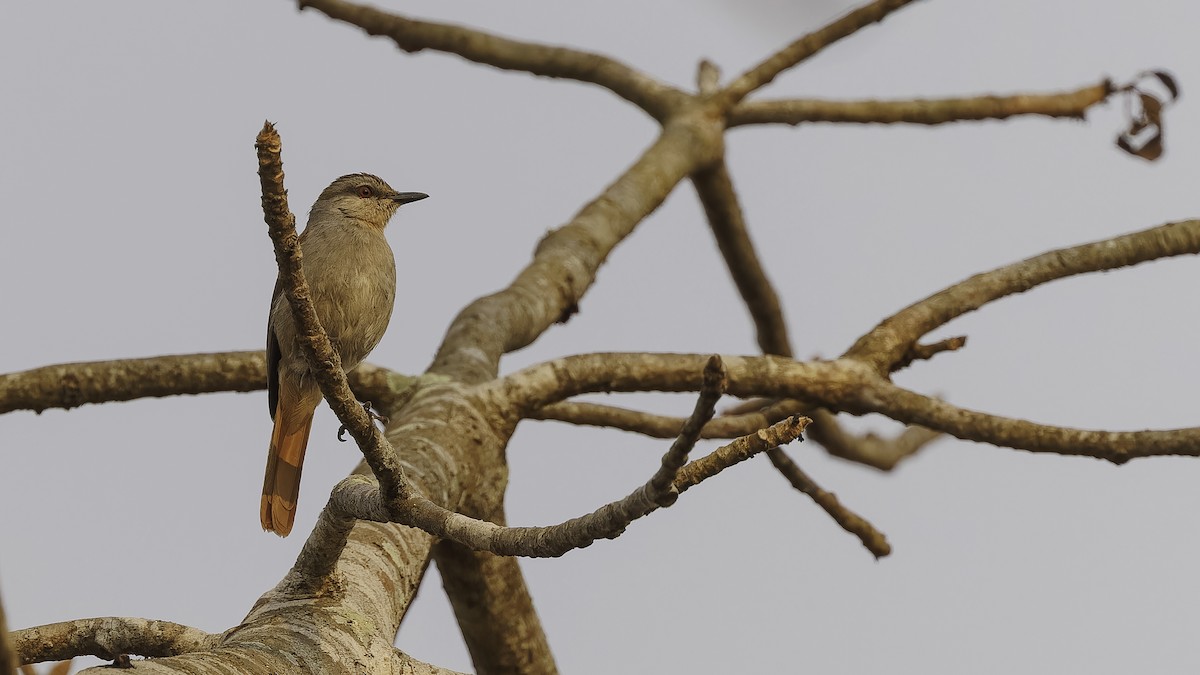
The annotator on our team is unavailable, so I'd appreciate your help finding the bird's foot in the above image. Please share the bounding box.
[337,401,390,442]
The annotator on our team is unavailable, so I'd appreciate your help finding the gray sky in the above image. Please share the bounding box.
[2,1,1199,673]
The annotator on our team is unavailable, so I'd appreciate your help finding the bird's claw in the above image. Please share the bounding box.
[337,401,389,442]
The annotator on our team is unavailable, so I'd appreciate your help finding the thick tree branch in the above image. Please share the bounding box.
[0,353,408,417]
[429,109,724,383]
[492,352,1200,461]
[0,352,263,415]
[766,448,890,558]
[720,0,921,107]
[297,0,686,121]
[12,618,213,665]
[844,219,1200,373]
[728,82,1113,126]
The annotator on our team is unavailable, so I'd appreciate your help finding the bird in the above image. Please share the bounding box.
[261,173,427,536]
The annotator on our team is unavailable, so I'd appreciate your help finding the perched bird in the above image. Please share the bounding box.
[262,173,427,536]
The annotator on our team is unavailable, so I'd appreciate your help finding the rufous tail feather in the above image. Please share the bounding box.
[261,401,314,537]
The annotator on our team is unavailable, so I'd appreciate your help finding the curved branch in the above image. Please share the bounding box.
[720,0,921,107]
[844,219,1200,373]
[0,352,264,415]
[805,408,939,470]
[691,159,791,356]
[766,447,890,558]
[532,398,806,439]
[321,414,810,558]
[429,110,724,383]
[297,0,687,121]
[491,352,1200,462]
[728,81,1113,127]
[12,618,213,665]
[854,376,1200,463]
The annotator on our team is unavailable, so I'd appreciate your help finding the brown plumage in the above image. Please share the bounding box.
[261,173,426,536]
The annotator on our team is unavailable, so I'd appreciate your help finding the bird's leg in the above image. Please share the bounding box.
[338,401,390,442]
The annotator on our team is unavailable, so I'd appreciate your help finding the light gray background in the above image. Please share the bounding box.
[2,1,1198,673]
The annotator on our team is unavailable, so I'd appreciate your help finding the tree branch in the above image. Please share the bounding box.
[321,360,798,558]
[843,219,1200,373]
[0,354,409,417]
[728,81,1113,126]
[429,109,724,383]
[766,448,890,558]
[691,159,791,357]
[805,408,939,470]
[493,352,1200,461]
[297,0,687,121]
[720,0,922,107]
[531,398,805,439]
[12,618,213,665]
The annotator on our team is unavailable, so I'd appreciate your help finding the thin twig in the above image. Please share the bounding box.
[893,336,968,372]
[532,398,805,439]
[676,416,811,492]
[720,0,921,107]
[728,82,1113,127]
[767,448,891,558]
[647,356,727,506]
[844,219,1200,373]
[692,160,791,357]
[806,408,940,470]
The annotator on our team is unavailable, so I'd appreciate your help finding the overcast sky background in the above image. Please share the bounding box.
[2,1,1199,673]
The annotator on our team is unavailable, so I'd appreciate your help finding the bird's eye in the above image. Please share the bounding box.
[356,185,374,198]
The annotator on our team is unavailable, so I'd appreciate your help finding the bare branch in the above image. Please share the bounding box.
[298,0,686,121]
[256,121,415,506]
[721,0,922,107]
[647,355,727,506]
[317,365,801,559]
[429,110,723,383]
[692,160,792,357]
[493,352,1200,461]
[676,416,811,492]
[728,82,1113,127]
[806,408,940,470]
[532,398,805,439]
[853,376,1200,464]
[844,219,1200,373]
[0,354,411,417]
[12,618,213,665]
[766,448,891,558]
[0,352,263,415]
[893,335,968,372]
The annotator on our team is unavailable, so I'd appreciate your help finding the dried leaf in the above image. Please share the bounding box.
[1145,69,1181,101]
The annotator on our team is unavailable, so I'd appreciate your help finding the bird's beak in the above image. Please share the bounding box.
[392,192,429,205]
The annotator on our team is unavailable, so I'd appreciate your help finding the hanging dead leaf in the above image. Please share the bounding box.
[1114,70,1179,161]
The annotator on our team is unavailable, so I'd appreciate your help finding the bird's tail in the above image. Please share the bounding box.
[261,401,315,537]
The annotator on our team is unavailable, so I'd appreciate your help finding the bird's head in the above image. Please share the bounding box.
[312,173,427,229]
